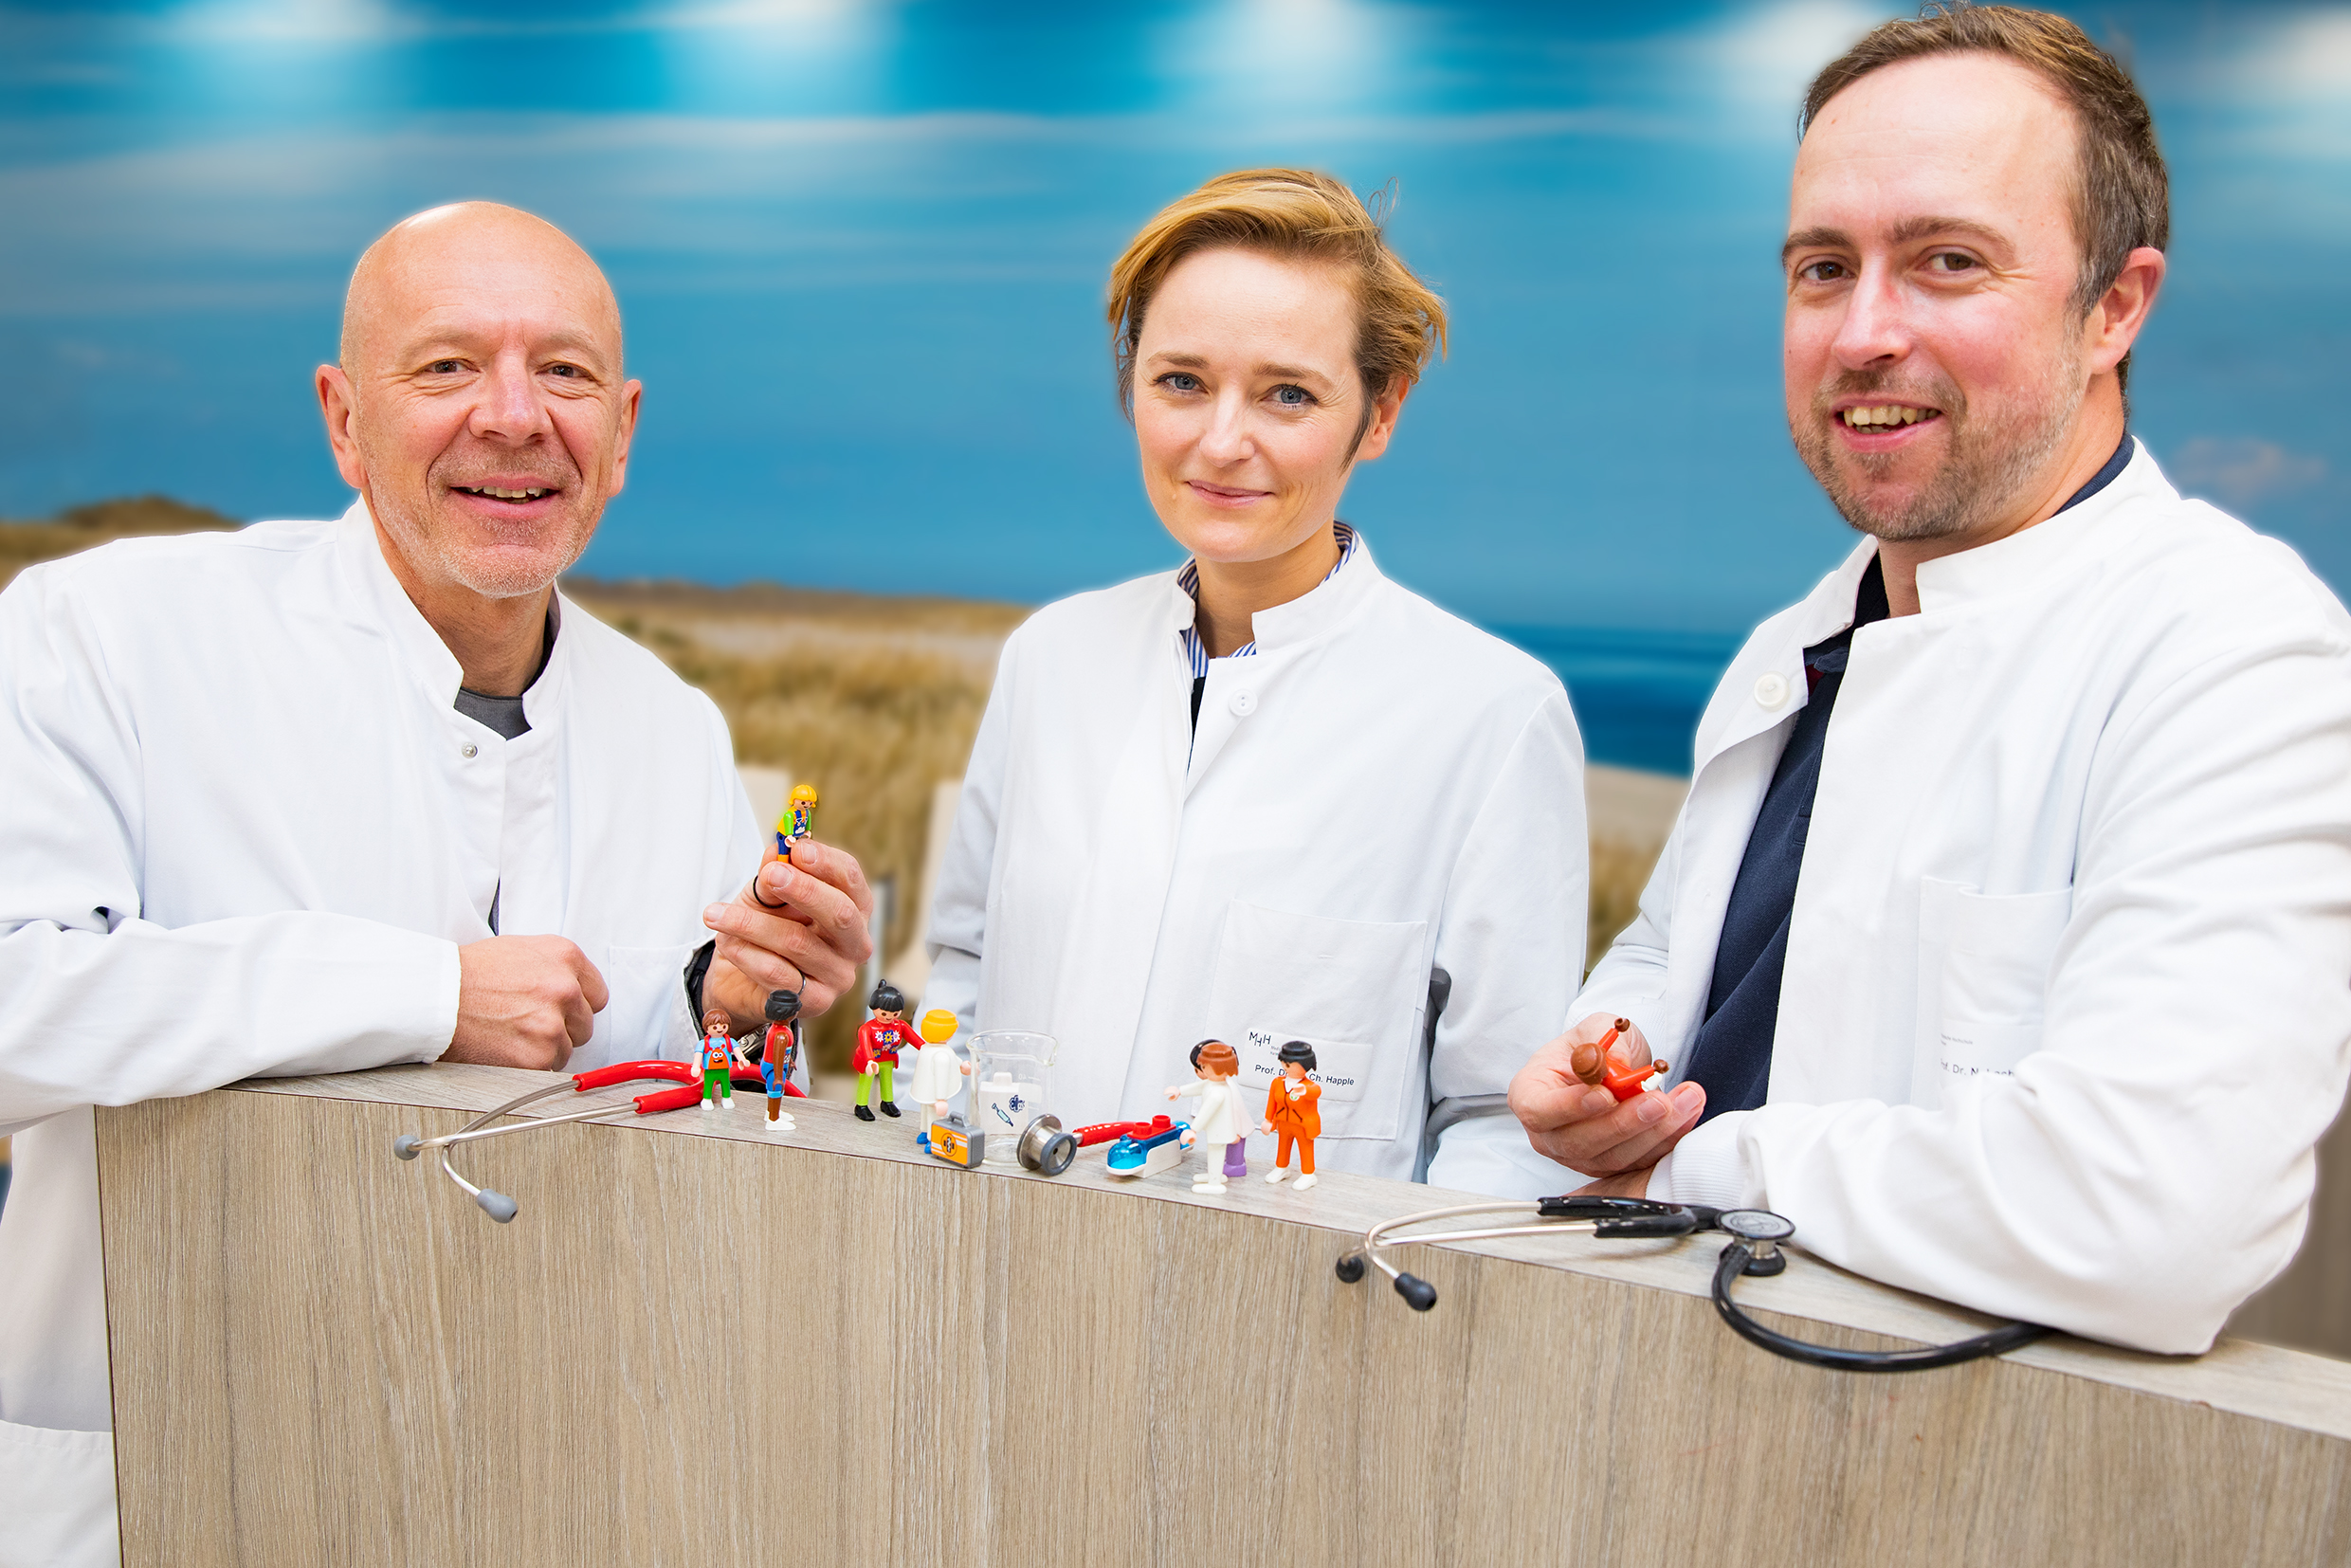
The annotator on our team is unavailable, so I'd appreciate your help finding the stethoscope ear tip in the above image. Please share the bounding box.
[474,1190,519,1224]
[1394,1273,1438,1312]
[1335,1251,1367,1285]
[392,1135,423,1161]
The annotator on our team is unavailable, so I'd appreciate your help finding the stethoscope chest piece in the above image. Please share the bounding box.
[1718,1208,1795,1277]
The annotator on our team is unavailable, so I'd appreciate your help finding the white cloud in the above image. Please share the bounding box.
[1687,0,1894,123]
[2171,436,2328,507]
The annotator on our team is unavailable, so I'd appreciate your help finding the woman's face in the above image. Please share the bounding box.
[1132,246,1400,565]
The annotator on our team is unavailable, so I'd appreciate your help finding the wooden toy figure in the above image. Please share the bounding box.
[699,1007,746,1112]
[1166,1038,1246,1193]
[853,981,920,1122]
[906,1008,971,1121]
[1260,1039,1322,1190]
[758,989,803,1130]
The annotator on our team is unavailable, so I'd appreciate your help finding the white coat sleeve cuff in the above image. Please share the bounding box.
[1649,1112,1751,1210]
[1426,1113,1587,1200]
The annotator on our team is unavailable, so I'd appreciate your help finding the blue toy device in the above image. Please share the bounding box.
[1104,1121,1189,1179]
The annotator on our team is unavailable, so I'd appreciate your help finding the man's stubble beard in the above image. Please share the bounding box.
[360,434,599,601]
[1794,339,2084,545]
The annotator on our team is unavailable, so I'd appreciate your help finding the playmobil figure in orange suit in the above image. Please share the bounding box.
[1261,1039,1322,1191]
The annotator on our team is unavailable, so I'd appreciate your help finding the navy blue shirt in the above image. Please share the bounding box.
[1678,434,2135,1122]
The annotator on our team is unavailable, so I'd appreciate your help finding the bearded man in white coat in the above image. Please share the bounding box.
[0,203,874,1566]
[1510,7,2351,1356]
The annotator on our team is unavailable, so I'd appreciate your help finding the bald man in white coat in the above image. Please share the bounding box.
[0,204,873,1565]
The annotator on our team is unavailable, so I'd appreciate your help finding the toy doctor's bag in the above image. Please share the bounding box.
[966,1031,1058,1166]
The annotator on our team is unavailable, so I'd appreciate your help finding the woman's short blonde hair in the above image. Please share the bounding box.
[1107,168,1448,437]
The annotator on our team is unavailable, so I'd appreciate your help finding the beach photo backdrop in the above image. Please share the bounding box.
[5,0,2347,770]
[4,1,2347,1070]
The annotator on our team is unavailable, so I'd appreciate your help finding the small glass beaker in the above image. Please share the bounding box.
[967,1030,1058,1165]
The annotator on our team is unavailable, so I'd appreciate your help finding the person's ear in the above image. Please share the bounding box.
[1350,376,1411,465]
[2087,246,2166,377]
[607,377,645,499]
[317,365,367,490]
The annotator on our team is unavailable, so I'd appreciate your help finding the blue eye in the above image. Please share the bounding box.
[1157,372,1203,393]
[1271,384,1312,407]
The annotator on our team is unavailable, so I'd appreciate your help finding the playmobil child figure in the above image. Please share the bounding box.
[700,1008,746,1111]
[758,989,803,1130]
[1262,1040,1322,1189]
[854,981,920,1121]
[907,1008,971,1121]
[1166,1039,1247,1193]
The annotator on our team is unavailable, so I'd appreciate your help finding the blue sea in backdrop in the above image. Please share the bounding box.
[1500,624,1740,775]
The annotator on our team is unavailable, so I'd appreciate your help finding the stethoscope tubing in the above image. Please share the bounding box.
[1709,1243,2051,1371]
[1342,1199,2051,1373]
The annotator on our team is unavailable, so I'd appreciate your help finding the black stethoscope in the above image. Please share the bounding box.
[1337,1194,2050,1373]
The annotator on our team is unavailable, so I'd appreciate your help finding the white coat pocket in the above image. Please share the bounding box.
[1914,880,2070,1107]
[593,942,701,1066]
[1206,901,1428,1143]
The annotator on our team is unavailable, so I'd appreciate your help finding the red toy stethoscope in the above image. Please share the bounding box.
[392,1059,793,1222]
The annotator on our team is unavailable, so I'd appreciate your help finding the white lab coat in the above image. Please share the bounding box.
[1576,444,2351,1354]
[1173,1075,1244,1147]
[906,1042,966,1111]
[0,502,763,1565]
[924,538,1587,1186]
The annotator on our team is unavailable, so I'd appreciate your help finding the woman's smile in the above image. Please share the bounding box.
[1184,479,1273,507]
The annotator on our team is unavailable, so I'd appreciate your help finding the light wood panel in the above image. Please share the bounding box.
[2232,1100,2351,1358]
[98,1067,2351,1566]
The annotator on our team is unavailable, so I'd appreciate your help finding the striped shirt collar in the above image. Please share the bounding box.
[1177,521,1358,679]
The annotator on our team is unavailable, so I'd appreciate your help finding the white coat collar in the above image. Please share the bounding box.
[1159,530,1385,655]
[1694,438,2172,775]
[332,498,574,722]
[1913,437,2169,613]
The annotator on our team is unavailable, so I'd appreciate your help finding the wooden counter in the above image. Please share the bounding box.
[96,1066,2351,1566]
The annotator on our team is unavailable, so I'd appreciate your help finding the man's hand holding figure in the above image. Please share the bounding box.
[702,838,875,1030]
[1509,1012,1705,1178]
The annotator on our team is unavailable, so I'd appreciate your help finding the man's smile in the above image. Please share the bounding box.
[453,484,555,501]
[1832,398,1945,452]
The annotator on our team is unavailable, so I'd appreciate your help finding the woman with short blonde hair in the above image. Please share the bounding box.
[924,168,1587,1194]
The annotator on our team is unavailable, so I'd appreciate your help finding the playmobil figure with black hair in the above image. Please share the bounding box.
[1261,1040,1322,1190]
[853,981,919,1121]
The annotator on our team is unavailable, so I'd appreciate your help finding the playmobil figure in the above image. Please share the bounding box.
[1261,1040,1322,1190]
[752,783,821,912]
[772,782,819,862]
[700,1008,746,1111]
[906,1008,972,1121]
[1166,1038,1246,1193]
[1569,1017,1669,1103]
[758,989,803,1129]
[854,981,920,1121]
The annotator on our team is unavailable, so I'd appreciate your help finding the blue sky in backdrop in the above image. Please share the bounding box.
[1,0,2345,650]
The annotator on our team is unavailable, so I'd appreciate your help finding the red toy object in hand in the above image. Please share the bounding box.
[1601,1054,1669,1103]
[1571,1023,1670,1103]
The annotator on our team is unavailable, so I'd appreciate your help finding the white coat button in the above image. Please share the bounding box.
[1753,672,1791,710]
[460,742,479,758]
[1229,690,1257,717]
